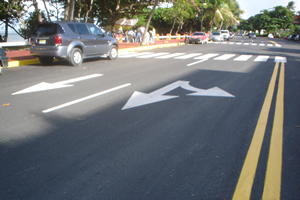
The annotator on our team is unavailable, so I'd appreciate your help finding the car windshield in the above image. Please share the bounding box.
[193,32,204,35]
[36,23,64,37]
[212,32,221,35]
[221,31,228,34]
[250,33,255,35]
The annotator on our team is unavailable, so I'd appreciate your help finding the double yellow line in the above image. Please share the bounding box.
[233,62,285,200]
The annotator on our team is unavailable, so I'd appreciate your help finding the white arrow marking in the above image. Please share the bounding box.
[122,81,234,110]
[12,74,103,95]
[43,83,131,113]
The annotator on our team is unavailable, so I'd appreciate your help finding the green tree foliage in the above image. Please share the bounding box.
[0,0,25,41]
[247,4,294,35]
[204,0,241,32]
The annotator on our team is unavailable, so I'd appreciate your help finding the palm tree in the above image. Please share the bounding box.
[204,0,240,32]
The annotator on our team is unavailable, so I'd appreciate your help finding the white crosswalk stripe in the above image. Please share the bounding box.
[194,53,219,59]
[174,53,202,59]
[274,56,287,63]
[254,56,270,62]
[119,52,153,58]
[136,53,169,58]
[155,53,186,59]
[214,54,236,60]
[118,52,287,62]
[234,55,253,61]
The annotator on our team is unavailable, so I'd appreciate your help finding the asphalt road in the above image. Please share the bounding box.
[0,37,299,199]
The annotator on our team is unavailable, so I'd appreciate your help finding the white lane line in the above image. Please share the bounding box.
[274,56,287,63]
[254,56,270,62]
[251,43,257,46]
[267,44,273,47]
[259,44,265,46]
[194,53,219,59]
[234,55,253,61]
[118,52,153,58]
[236,43,242,45]
[174,53,202,59]
[244,43,250,45]
[155,53,186,59]
[221,42,228,44]
[229,42,235,44]
[213,42,221,44]
[275,45,282,47]
[187,59,208,66]
[136,53,169,58]
[42,83,131,113]
[214,54,236,60]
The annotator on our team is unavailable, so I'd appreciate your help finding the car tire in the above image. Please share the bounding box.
[68,48,83,66]
[38,56,53,65]
[107,45,118,60]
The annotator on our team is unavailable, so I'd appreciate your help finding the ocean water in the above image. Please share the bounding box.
[1,32,28,42]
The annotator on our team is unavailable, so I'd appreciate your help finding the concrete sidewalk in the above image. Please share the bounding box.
[6,39,185,68]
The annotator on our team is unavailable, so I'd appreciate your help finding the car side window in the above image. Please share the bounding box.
[67,24,76,34]
[75,24,90,35]
[87,24,102,36]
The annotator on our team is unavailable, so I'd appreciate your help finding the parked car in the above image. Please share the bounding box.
[283,35,288,40]
[268,33,274,38]
[0,48,8,74]
[249,33,256,39]
[30,22,119,66]
[294,34,300,42]
[188,32,209,44]
[229,32,234,39]
[288,34,297,41]
[220,30,230,41]
[209,32,224,42]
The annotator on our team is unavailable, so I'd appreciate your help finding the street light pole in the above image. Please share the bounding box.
[200,0,204,32]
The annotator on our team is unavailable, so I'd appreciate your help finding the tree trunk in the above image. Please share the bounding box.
[42,0,51,22]
[33,0,42,22]
[4,18,8,42]
[84,0,94,23]
[64,0,70,21]
[68,0,75,22]
[169,20,176,35]
[141,0,159,45]
[77,0,82,22]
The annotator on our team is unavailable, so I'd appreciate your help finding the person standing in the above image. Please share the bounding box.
[152,27,156,43]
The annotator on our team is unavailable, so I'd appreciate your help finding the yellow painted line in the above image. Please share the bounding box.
[270,40,280,46]
[262,62,284,200]
[233,62,280,200]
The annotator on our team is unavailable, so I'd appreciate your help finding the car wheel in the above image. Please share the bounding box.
[107,45,118,60]
[68,48,83,66]
[227,38,229,41]
[38,56,53,65]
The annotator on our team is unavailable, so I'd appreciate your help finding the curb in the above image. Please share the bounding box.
[7,42,186,68]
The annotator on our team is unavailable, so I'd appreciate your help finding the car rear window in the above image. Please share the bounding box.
[36,23,64,37]
[193,32,204,35]
[221,31,228,34]
[212,32,221,35]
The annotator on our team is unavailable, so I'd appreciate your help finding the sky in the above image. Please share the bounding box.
[237,0,300,19]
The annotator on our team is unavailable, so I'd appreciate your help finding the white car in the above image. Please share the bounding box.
[221,30,230,41]
[209,32,224,42]
[268,33,274,38]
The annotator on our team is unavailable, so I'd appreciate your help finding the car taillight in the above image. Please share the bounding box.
[55,35,62,45]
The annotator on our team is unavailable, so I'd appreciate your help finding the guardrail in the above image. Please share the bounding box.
[0,34,187,47]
